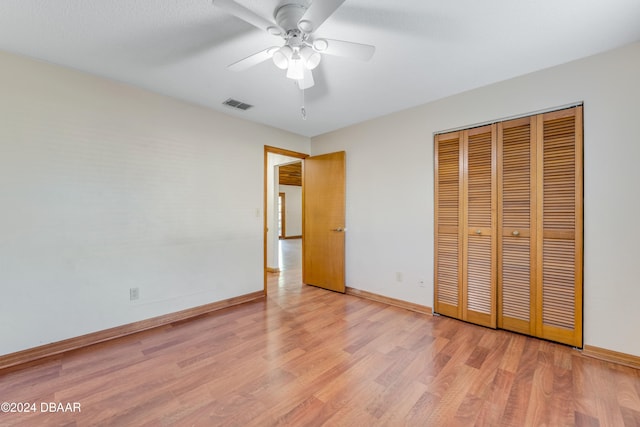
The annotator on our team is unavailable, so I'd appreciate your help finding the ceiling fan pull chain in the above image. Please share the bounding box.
[301,87,307,120]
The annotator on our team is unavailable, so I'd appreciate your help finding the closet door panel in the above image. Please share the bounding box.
[463,126,496,327]
[434,132,463,319]
[498,117,536,335]
[466,235,494,325]
[500,238,531,333]
[542,239,576,329]
[539,107,583,347]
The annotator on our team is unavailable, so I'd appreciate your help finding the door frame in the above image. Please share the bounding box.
[264,146,308,294]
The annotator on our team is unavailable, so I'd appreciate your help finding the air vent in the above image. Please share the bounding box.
[222,98,253,111]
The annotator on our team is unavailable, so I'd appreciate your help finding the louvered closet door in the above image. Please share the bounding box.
[498,117,537,335]
[434,132,463,319]
[463,125,497,327]
[537,107,583,347]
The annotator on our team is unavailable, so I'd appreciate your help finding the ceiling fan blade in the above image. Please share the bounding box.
[213,0,282,35]
[297,0,346,33]
[228,47,278,72]
[297,68,315,90]
[314,38,375,61]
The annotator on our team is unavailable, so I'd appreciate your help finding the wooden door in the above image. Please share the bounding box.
[463,125,497,328]
[537,107,583,347]
[498,116,537,335]
[434,132,463,319]
[497,107,583,347]
[302,151,346,293]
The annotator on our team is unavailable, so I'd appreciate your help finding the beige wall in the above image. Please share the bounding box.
[279,185,302,237]
[3,40,640,358]
[311,41,640,357]
[0,51,310,355]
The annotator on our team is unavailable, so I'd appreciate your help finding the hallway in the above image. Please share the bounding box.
[278,238,302,272]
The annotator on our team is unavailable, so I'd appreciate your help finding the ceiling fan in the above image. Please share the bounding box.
[213,0,376,90]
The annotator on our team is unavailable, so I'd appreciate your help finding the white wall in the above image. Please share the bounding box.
[279,184,302,237]
[0,51,310,355]
[311,41,640,357]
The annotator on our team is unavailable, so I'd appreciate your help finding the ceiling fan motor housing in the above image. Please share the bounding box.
[276,3,308,34]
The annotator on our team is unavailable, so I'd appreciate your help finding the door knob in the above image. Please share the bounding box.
[475,229,482,235]
[512,230,520,236]
[332,227,344,232]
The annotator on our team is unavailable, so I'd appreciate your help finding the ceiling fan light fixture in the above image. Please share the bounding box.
[272,45,292,70]
[312,38,329,52]
[300,46,321,70]
[286,50,305,80]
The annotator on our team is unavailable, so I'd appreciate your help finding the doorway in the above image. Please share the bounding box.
[264,146,308,294]
[264,147,347,295]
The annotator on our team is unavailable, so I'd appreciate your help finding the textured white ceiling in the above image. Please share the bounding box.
[1,0,639,137]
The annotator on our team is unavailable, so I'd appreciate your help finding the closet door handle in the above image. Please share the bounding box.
[512,230,520,236]
[475,229,482,235]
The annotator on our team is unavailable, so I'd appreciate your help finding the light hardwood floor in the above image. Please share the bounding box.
[1,240,639,426]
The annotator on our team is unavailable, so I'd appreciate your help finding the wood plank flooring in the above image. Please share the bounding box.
[1,240,639,426]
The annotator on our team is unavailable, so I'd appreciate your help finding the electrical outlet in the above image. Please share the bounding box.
[130,287,140,301]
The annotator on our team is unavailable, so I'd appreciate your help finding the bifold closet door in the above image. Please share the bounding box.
[537,107,583,347]
[434,131,462,319]
[498,116,537,336]
[497,107,583,347]
[462,125,497,328]
[438,106,582,346]
[435,127,497,327]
